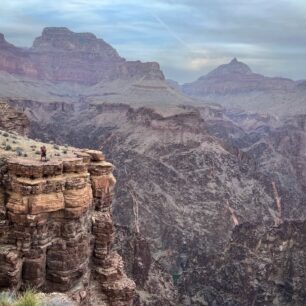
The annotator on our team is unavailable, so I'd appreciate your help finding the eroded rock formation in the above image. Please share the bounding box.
[0,27,164,85]
[0,150,135,305]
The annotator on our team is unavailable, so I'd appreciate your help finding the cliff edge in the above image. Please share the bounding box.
[0,139,135,305]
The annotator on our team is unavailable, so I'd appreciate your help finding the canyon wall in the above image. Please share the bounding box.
[20,100,306,305]
[179,220,306,306]
[0,150,135,305]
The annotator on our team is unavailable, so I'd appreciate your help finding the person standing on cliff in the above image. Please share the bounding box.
[40,145,47,161]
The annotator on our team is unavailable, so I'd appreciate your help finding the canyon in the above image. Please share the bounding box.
[0,28,305,306]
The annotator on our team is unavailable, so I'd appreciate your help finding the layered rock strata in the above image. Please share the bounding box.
[0,150,135,305]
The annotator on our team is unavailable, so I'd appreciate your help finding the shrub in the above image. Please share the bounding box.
[15,290,42,306]
[35,151,40,155]
[62,150,67,154]
[15,147,23,156]
[3,133,9,137]
[53,145,59,150]
[5,145,12,151]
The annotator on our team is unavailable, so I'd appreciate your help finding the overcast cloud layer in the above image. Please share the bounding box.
[0,0,305,83]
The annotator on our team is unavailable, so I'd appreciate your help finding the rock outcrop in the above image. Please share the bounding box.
[0,101,29,135]
[0,150,135,305]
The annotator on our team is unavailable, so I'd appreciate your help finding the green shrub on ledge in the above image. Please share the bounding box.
[15,290,42,306]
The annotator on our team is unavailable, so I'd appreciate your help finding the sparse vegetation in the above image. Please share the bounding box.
[14,289,42,306]
[0,290,43,306]
[0,129,74,159]
[15,147,23,156]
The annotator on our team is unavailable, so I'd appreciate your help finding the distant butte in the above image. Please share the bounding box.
[0,27,164,84]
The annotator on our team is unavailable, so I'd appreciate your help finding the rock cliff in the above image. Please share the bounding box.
[0,148,135,305]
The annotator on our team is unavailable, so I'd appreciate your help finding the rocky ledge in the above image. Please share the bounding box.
[0,149,135,305]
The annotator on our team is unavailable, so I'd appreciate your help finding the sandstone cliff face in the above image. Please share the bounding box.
[0,150,135,305]
[0,101,29,135]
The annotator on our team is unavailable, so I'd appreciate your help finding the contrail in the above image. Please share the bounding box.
[150,12,192,51]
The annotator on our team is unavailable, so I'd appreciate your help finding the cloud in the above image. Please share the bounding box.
[0,0,306,82]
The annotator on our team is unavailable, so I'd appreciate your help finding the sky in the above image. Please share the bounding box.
[0,0,306,83]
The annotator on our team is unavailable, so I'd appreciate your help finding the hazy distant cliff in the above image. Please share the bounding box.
[0,27,164,85]
[182,58,306,116]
